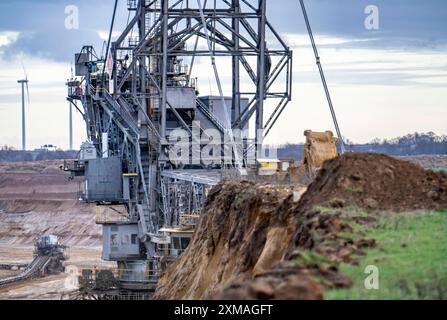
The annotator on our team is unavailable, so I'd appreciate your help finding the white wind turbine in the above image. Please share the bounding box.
[17,62,30,151]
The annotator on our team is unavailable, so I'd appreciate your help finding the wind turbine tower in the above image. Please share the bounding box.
[17,78,29,151]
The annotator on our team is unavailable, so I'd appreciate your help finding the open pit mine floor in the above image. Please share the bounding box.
[0,161,113,300]
[0,245,108,300]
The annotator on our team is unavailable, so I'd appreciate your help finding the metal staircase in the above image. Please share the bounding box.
[102,91,139,138]
[196,98,226,133]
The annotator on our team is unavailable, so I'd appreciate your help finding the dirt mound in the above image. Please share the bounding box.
[0,160,57,173]
[299,153,447,211]
[154,181,301,299]
[212,273,324,300]
[153,180,365,300]
[213,206,370,300]
[154,153,447,300]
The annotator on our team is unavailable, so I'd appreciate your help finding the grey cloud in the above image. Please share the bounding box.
[294,68,447,88]
[0,0,446,62]
[0,0,128,61]
[269,0,447,51]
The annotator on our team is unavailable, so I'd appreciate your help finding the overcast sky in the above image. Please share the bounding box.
[0,0,446,150]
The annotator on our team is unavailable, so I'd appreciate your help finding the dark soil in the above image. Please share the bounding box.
[153,181,298,299]
[155,153,447,300]
[299,153,447,211]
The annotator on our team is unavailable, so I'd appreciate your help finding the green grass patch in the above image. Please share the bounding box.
[313,206,370,218]
[325,209,447,300]
[291,250,338,268]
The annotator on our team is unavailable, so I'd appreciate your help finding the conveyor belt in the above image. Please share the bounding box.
[0,255,51,287]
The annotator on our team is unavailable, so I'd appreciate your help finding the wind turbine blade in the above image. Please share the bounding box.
[25,81,30,106]
[20,60,30,106]
[20,60,28,80]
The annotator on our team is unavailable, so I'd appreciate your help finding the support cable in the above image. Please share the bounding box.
[299,0,346,153]
[188,0,208,83]
[101,0,119,89]
[196,0,245,174]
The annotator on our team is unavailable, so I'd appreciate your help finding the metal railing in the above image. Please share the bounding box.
[179,213,200,226]
[155,246,187,258]
[78,191,125,203]
[95,209,130,224]
[127,0,137,10]
[80,267,161,284]
[196,98,226,133]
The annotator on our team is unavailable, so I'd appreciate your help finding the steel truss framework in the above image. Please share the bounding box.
[115,0,292,141]
[68,0,293,289]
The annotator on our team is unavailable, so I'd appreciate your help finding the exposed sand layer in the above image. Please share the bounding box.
[154,153,447,300]
[0,161,112,300]
[0,163,101,247]
[154,182,306,299]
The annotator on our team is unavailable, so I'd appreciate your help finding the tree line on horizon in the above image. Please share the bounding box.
[1,132,446,162]
[0,146,78,162]
[277,132,447,160]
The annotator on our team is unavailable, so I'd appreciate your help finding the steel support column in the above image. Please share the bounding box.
[232,0,241,129]
[255,0,267,159]
[160,0,169,140]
